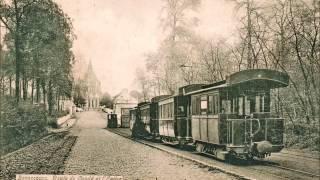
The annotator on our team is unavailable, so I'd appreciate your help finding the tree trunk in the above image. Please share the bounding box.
[41,79,46,108]
[48,79,54,116]
[36,77,40,102]
[14,0,21,103]
[31,79,34,103]
[9,76,12,96]
[22,74,27,100]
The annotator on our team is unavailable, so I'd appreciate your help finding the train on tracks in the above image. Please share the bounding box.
[128,69,289,160]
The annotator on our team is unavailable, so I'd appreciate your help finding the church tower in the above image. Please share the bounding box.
[84,60,101,109]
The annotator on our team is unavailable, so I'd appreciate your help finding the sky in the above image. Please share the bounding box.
[54,0,238,96]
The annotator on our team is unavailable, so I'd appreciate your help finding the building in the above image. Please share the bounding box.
[83,61,101,109]
[113,89,137,126]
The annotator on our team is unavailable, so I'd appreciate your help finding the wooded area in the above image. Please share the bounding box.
[0,0,74,114]
[136,0,319,150]
[0,0,74,154]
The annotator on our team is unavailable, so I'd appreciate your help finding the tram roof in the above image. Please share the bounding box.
[185,69,289,95]
[151,95,172,102]
[185,83,227,95]
[227,69,289,88]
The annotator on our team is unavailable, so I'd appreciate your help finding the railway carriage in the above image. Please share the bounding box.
[158,85,203,146]
[128,69,289,160]
[188,69,289,160]
[131,102,149,137]
[131,96,170,139]
[139,102,153,137]
[150,95,171,138]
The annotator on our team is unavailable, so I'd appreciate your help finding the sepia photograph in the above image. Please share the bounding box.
[0,0,319,179]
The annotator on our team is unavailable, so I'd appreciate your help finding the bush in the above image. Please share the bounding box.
[54,110,69,118]
[0,96,48,155]
[47,117,58,128]
[285,121,320,151]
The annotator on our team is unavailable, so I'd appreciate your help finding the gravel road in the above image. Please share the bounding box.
[64,111,237,180]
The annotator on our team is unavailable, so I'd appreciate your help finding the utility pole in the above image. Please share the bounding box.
[247,0,253,69]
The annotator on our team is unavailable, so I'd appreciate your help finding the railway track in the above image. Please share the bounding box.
[107,128,320,180]
[275,151,319,162]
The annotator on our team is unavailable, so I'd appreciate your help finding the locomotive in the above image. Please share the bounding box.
[129,69,289,160]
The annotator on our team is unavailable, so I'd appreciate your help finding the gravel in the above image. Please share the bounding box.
[0,132,77,180]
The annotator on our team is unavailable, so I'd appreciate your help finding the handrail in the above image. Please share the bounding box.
[251,118,261,138]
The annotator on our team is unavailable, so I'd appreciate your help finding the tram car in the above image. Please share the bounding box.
[187,69,289,160]
[131,102,150,138]
[129,69,289,160]
[150,95,171,138]
[131,96,170,139]
[158,84,204,146]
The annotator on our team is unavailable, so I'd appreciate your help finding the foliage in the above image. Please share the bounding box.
[0,0,74,116]
[100,92,113,108]
[0,96,48,155]
[47,117,58,128]
[73,80,87,107]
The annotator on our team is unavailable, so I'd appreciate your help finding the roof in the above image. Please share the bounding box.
[179,84,206,95]
[185,69,289,95]
[227,69,289,88]
[151,95,171,102]
[185,83,227,95]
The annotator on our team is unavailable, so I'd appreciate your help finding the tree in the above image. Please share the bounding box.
[0,0,41,102]
[144,0,201,95]
[73,80,87,107]
[100,92,112,108]
[1,0,74,116]
[135,68,150,102]
[129,90,143,103]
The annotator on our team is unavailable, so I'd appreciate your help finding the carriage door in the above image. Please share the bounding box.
[228,95,257,146]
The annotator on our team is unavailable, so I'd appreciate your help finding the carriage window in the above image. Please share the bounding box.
[238,97,244,115]
[221,100,231,114]
[255,96,260,112]
[232,98,237,113]
[178,106,184,115]
[200,96,207,115]
[192,96,196,115]
[208,95,213,114]
[214,95,219,114]
[208,95,219,115]
[245,96,251,115]
[169,103,173,118]
[196,96,201,115]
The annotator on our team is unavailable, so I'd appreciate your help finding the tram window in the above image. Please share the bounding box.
[169,103,173,118]
[178,106,184,115]
[254,94,268,113]
[245,96,251,115]
[213,95,219,114]
[192,96,196,115]
[208,95,213,114]
[232,98,237,113]
[201,96,207,115]
[222,100,231,114]
[195,96,201,115]
[255,96,260,112]
[238,97,244,115]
